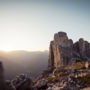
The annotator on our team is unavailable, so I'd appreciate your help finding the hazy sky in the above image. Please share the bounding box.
[0,0,90,51]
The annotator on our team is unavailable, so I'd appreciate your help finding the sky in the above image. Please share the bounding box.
[0,0,90,51]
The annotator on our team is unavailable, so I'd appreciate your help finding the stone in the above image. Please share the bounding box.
[5,74,32,90]
[5,80,16,90]
[85,61,89,69]
[34,79,48,90]
[15,74,32,90]
[48,32,90,68]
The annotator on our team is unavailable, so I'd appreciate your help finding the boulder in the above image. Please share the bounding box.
[34,79,48,90]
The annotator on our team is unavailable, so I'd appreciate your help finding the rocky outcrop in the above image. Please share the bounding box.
[33,79,48,90]
[73,38,90,60]
[34,68,90,90]
[6,74,32,90]
[0,61,32,90]
[49,32,90,68]
[0,61,6,90]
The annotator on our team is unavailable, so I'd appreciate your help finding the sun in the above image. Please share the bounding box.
[0,47,15,52]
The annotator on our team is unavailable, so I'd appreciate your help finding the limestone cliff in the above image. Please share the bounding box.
[49,32,90,68]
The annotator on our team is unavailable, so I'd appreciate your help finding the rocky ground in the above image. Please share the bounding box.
[5,73,32,90]
[2,65,90,90]
[33,65,90,90]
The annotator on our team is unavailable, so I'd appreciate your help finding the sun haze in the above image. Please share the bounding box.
[0,0,89,51]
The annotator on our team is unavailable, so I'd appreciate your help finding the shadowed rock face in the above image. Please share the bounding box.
[0,61,6,90]
[49,32,90,68]
[73,38,90,59]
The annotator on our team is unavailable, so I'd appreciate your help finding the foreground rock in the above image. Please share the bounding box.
[33,79,48,90]
[6,74,32,90]
[0,62,32,90]
[49,32,90,69]
[37,68,90,90]
[0,61,6,90]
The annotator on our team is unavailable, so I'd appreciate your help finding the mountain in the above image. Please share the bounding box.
[33,32,90,90]
[0,50,48,80]
[49,32,90,69]
[0,32,90,90]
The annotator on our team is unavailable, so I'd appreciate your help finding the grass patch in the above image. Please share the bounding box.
[77,74,90,84]
[72,62,86,69]
[61,61,87,70]
[46,72,66,83]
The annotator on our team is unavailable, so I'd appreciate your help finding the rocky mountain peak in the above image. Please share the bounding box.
[54,32,72,47]
[54,32,68,41]
[49,31,90,69]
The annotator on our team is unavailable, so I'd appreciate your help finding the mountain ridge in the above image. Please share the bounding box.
[0,32,90,90]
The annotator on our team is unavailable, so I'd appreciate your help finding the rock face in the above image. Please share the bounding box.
[6,74,32,90]
[0,61,6,90]
[73,38,90,59]
[49,32,90,68]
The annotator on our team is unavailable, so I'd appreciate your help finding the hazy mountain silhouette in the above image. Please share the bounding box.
[0,50,48,80]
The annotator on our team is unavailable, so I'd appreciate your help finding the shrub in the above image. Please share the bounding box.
[61,61,87,70]
[77,74,90,83]
[46,77,55,83]
[72,61,86,69]
[46,72,66,83]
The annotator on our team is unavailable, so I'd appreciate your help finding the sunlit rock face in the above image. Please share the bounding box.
[0,61,6,90]
[48,32,73,68]
[49,32,90,68]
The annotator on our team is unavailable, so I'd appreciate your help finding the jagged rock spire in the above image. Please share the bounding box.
[49,32,90,68]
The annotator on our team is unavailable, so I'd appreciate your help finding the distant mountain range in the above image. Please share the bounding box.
[0,50,48,80]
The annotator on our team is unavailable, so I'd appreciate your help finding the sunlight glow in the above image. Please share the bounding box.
[0,0,89,51]
[0,47,16,51]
